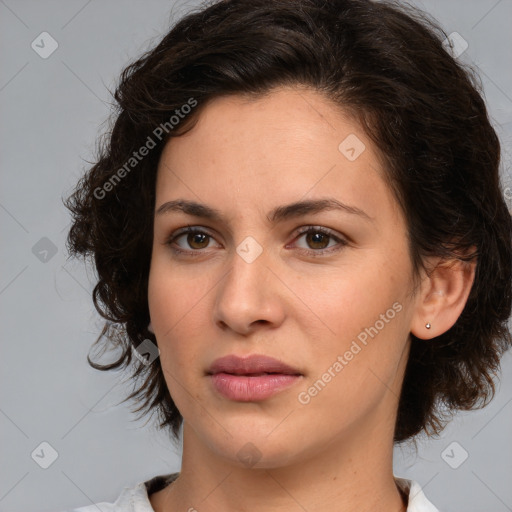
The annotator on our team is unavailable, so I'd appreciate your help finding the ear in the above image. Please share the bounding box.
[411,253,477,340]
[148,321,155,334]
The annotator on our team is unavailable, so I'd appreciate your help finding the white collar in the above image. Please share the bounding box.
[88,474,440,512]
[395,476,441,512]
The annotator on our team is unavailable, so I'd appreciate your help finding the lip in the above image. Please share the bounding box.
[207,354,303,402]
[207,354,301,376]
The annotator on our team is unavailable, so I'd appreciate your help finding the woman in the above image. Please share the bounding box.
[64,0,512,510]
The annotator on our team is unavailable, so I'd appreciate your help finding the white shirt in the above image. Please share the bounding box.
[64,473,440,512]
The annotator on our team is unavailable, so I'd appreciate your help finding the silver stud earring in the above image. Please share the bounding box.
[425,322,431,329]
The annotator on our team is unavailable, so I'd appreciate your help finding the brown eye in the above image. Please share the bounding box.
[165,227,220,255]
[305,231,330,250]
[186,232,210,249]
[292,226,348,256]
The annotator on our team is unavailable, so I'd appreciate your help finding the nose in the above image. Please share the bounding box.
[212,242,286,336]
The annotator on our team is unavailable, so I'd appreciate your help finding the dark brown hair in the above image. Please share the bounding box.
[65,0,512,444]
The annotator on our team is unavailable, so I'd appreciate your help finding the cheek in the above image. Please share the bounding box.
[148,253,221,379]
[296,271,409,419]
[306,261,404,334]
[300,252,411,388]
[148,251,210,331]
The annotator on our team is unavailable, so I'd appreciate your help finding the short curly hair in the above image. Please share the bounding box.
[65,0,512,444]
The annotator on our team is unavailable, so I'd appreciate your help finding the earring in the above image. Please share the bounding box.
[425,322,431,329]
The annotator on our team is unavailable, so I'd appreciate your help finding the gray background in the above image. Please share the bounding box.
[1,1,511,511]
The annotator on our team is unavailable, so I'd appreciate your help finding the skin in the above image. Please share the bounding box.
[147,86,475,512]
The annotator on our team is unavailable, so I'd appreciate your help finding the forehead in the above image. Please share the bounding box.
[155,87,401,226]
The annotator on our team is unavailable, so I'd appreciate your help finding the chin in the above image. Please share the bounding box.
[203,429,302,470]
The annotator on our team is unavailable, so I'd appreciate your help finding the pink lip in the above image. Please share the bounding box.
[208,354,301,375]
[209,373,301,401]
[207,354,302,402]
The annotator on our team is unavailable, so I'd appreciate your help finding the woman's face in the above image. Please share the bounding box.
[148,86,420,468]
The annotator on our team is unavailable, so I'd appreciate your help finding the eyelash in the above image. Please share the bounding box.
[164,226,348,258]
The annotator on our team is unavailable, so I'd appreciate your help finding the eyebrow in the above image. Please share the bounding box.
[156,198,373,224]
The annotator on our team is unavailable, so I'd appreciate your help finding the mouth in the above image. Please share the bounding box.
[206,354,303,401]
[211,371,299,376]
[208,372,302,401]
[207,354,302,376]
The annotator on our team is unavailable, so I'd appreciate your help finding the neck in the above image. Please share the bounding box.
[151,418,407,512]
